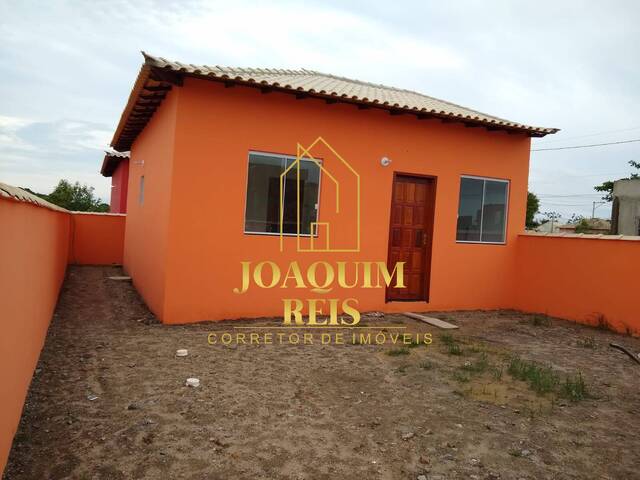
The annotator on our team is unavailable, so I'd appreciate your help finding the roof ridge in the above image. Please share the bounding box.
[140,52,545,126]
[308,69,514,123]
[144,53,314,77]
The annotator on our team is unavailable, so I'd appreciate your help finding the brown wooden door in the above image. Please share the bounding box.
[386,174,435,301]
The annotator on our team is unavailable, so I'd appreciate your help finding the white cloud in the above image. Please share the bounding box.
[0,0,639,215]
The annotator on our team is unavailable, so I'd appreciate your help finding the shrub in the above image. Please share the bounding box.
[461,353,489,374]
[560,373,588,401]
[440,333,455,346]
[507,357,559,394]
[440,333,463,355]
[507,356,589,401]
[386,347,410,356]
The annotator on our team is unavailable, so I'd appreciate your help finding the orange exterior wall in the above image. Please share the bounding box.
[127,78,531,324]
[0,198,70,474]
[122,88,178,319]
[69,213,126,265]
[515,234,640,335]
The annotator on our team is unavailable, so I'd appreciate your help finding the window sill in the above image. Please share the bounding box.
[244,231,317,238]
[456,240,507,245]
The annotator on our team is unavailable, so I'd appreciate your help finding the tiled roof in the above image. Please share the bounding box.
[0,182,68,213]
[109,51,559,154]
[101,150,130,177]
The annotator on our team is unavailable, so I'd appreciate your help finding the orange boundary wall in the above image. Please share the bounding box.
[0,198,70,473]
[69,213,126,265]
[0,194,125,475]
[515,233,640,335]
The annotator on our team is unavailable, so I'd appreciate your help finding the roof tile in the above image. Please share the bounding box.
[108,52,559,153]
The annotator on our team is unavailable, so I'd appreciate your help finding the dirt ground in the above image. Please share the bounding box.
[4,266,640,480]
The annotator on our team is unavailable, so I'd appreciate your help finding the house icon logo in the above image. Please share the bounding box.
[279,137,360,252]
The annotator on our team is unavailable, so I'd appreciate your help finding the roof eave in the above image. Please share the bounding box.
[110,63,152,150]
[100,156,112,177]
[177,72,560,137]
[107,53,559,158]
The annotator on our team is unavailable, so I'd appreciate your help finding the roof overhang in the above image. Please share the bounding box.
[101,150,130,177]
[107,52,560,165]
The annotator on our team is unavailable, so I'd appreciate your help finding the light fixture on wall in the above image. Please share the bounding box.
[381,156,392,167]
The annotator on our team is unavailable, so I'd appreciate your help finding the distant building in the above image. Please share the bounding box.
[534,218,570,233]
[611,178,640,235]
[102,150,130,214]
[558,218,611,235]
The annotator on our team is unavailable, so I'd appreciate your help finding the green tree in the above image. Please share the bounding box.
[574,218,591,234]
[594,160,640,201]
[568,214,590,233]
[44,180,109,212]
[526,192,540,229]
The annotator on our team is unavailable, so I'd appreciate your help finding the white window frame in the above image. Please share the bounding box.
[456,175,510,245]
[243,151,322,237]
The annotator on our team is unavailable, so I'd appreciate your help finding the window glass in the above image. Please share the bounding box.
[283,158,320,235]
[456,177,483,241]
[456,177,508,243]
[481,181,508,242]
[244,153,320,235]
[244,154,283,233]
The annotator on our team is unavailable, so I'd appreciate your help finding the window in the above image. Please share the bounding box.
[456,176,509,243]
[244,152,320,235]
[139,175,145,205]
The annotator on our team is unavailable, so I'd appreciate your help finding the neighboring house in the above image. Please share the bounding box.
[611,178,640,235]
[101,150,130,214]
[558,218,611,235]
[100,52,558,324]
[534,218,569,234]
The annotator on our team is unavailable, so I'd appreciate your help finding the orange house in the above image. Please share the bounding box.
[101,151,130,214]
[101,53,558,324]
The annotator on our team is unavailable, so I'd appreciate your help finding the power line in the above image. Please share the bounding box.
[540,201,610,207]
[531,138,640,151]
[534,125,640,145]
[537,193,604,197]
[531,172,631,181]
[540,200,600,204]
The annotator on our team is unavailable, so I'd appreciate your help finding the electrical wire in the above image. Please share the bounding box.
[531,138,640,151]
[534,125,640,145]
[537,193,604,198]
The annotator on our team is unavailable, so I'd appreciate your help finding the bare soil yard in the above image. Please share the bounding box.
[4,266,640,479]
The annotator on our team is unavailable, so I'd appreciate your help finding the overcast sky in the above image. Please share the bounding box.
[1,0,639,219]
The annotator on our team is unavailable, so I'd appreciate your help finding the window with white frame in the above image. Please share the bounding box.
[456,176,509,243]
[244,152,320,235]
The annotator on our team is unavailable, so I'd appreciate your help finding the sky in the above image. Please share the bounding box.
[1,0,639,219]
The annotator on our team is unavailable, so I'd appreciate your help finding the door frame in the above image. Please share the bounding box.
[385,172,437,303]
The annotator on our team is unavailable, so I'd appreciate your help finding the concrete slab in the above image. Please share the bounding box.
[403,312,459,329]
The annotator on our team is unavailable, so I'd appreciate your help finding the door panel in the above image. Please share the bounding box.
[386,174,435,302]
